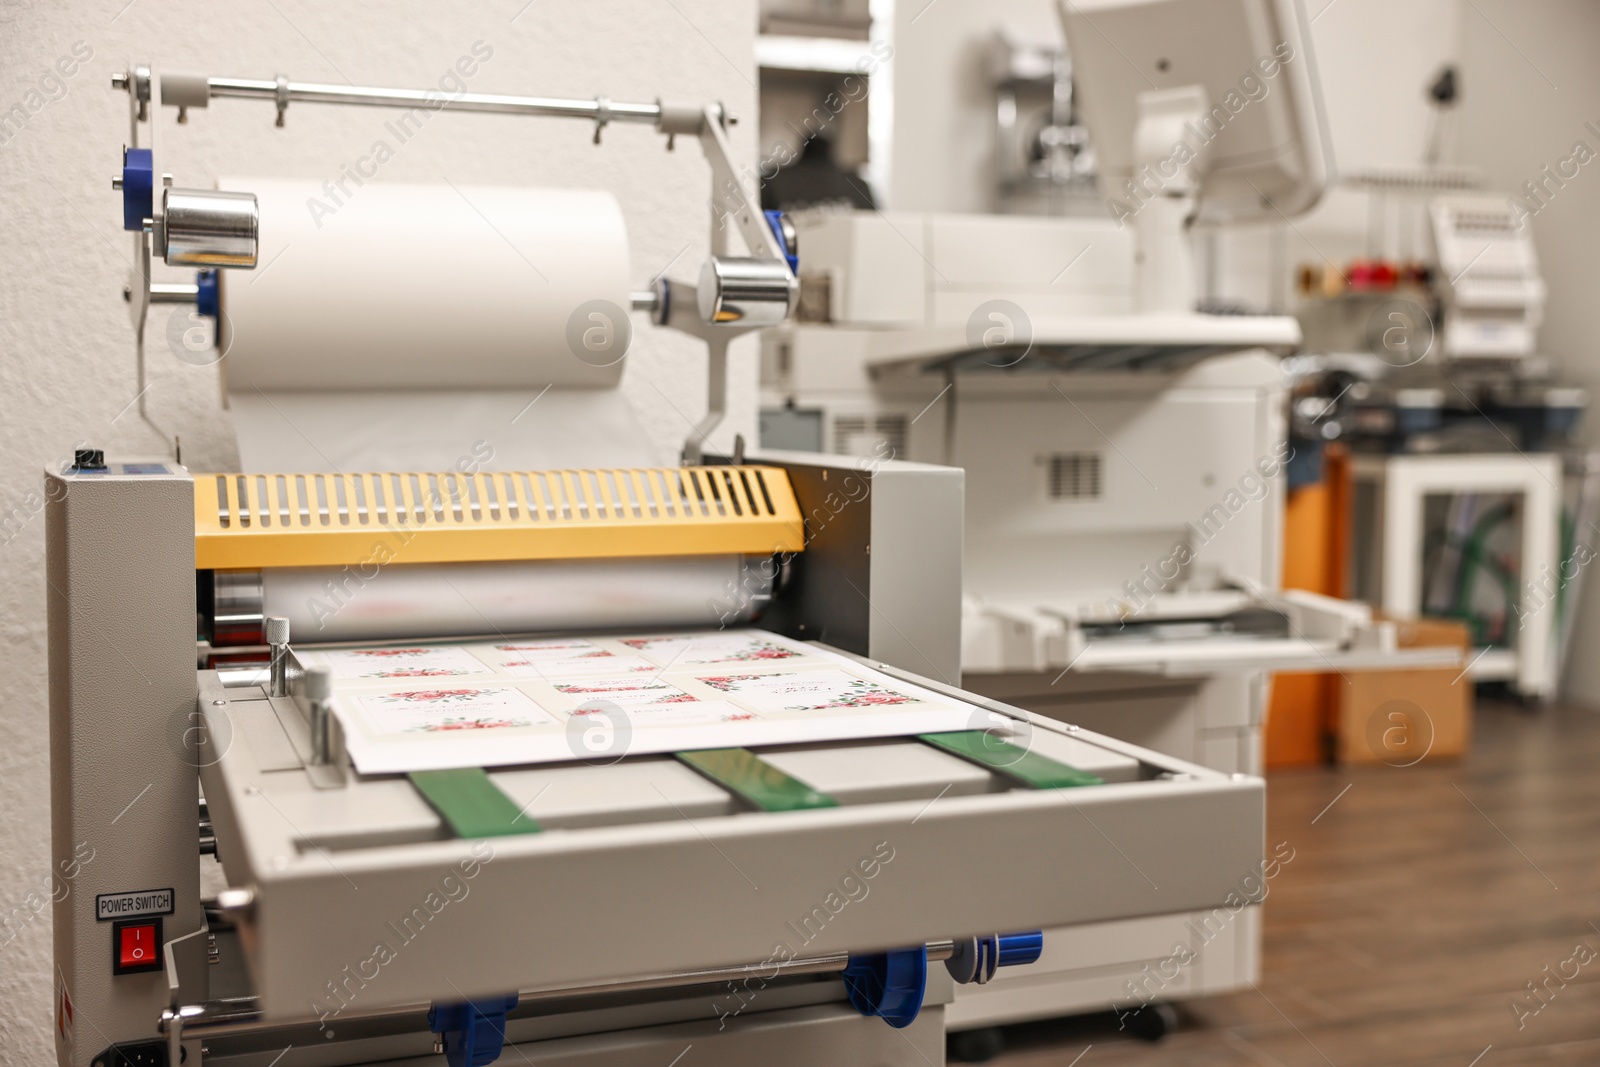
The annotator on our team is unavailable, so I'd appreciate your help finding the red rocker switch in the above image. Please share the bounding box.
[112,917,163,975]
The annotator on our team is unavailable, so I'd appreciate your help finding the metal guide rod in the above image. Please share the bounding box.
[199,78,672,125]
[162,941,957,1038]
[153,69,784,266]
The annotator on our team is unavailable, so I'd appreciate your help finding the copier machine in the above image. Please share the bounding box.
[757,0,1458,1038]
[48,64,1265,1067]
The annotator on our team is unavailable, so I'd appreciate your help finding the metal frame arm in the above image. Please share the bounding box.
[655,281,764,463]
[694,105,786,262]
[124,67,797,464]
[184,76,666,126]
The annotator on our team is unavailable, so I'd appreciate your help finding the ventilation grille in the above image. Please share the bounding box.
[206,468,784,528]
[833,413,908,458]
[193,466,805,569]
[1046,452,1103,500]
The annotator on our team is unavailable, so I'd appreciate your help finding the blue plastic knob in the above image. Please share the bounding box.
[195,269,219,318]
[427,994,519,1067]
[997,931,1044,968]
[121,147,153,232]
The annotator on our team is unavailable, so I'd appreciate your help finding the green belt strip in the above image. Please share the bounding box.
[408,769,543,837]
[676,748,840,812]
[411,733,1098,839]
[919,731,1104,789]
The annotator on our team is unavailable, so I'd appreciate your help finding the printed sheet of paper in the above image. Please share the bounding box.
[297,629,979,773]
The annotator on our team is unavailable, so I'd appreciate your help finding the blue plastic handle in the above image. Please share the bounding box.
[842,946,927,1029]
[997,931,1044,968]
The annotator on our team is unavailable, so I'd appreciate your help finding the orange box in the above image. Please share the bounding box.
[1336,615,1473,765]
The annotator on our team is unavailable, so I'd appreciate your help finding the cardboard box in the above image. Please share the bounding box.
[1336,616,1473,765]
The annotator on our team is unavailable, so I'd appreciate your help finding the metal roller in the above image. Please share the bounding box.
[207,555,776,646]
[697,255,795,326]
[210,568,266,645]
[163,187,259,267]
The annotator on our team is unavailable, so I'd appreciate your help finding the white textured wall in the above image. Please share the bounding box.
[0,2,756,1060]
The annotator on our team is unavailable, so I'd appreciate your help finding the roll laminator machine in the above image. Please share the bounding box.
[49,64,1264,1067]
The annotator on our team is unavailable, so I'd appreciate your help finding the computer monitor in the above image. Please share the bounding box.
[1057,0,1334,310]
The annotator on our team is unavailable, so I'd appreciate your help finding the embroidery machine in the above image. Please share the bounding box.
[48,61,1266,1067]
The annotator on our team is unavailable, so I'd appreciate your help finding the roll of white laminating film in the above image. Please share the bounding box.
[216,179,633,392]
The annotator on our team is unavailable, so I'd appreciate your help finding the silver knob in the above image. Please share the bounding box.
[266,616,290,697]
[304,666,332,702]
[306,669,344,768]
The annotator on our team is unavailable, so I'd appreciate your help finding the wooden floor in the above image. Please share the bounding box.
[985,699,1600,1067]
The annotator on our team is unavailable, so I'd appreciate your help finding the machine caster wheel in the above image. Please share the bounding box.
[1123,1003,1178,1042]
[947,1026,1006,1062]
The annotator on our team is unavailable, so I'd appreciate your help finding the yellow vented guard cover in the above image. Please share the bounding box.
[194,466,805,569]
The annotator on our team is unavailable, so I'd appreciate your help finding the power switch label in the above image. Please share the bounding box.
[95,888,174,922]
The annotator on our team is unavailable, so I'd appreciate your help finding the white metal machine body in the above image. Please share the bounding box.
[47,450,1270,1067]
[760,207,1453,1029]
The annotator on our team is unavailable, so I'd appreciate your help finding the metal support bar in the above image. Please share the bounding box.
[199,77,668,125]
[686,337,729,465]
[153,73,786,275]
[130,229,173,451]
[148,281,200,303]
[160,941,958,1040]
[167,997,183,1067]
[697,106,786,264]
[656,281,756,463]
